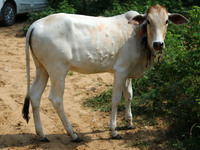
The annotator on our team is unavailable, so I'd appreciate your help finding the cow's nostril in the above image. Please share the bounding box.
[153,42,159,49]
[160,42,164,49]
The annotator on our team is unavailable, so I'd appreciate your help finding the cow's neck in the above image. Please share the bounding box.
[140,23,156,68]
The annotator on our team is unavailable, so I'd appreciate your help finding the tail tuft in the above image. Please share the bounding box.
[22,96,30,123]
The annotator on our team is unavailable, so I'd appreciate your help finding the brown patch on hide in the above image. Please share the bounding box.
[89,23,107,38]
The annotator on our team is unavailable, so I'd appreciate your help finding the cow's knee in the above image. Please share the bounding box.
[112,99,121,107]
[30,95,41,110]
[49,95,63,111]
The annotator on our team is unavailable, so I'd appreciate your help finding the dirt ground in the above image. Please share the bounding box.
[0,19,170,150]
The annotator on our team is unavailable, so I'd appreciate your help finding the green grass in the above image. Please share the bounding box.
[83,88,127,112]
[131,141,151,149]
[67,71,73,76]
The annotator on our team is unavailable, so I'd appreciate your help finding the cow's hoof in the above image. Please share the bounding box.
[112,134,123,140]
[41,137,50,142]
[72,137,83,143]
[127,124,136,130]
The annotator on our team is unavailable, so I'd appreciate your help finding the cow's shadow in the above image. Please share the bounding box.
[0,127,167,149]
[0,130,109,149]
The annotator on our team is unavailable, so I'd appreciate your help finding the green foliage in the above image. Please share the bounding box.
[23,0,76,32]
[131,6,200,148]
[84,89,112,112]
[47,0,64,9]
[172,137,200,150]
[84,88,126,112]
[131,141,150,149]
[196,99,200,117]
[68,0,113,16]
[102,0,191,17]
[56,0,76,14]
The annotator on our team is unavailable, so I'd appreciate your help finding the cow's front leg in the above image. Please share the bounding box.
[123,78,136,129]
[109,72,128,139]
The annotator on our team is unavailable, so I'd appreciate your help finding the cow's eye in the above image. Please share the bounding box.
[166,20,169,24]
[147,20,150,25]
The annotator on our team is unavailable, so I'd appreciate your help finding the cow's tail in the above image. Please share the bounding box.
[22,27,34,123]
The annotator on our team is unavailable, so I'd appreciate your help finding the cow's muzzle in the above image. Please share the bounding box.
[153,42,164,50]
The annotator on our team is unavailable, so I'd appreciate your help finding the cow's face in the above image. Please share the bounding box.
[129,4,188,54]
[146,5,168,51]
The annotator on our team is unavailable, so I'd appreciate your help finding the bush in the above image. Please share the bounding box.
[131,6,200,148]
[102,0,190,17]
[23,0,76,32]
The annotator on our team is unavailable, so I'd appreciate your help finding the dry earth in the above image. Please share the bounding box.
[0,19,170,150]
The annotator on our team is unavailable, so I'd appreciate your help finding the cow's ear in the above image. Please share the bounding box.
[128,14,146,25]
[168,13,189,25]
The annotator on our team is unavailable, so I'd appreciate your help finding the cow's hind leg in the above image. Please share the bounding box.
[48,65,81,142]
[123,78,136,129]
[30,65,49,142]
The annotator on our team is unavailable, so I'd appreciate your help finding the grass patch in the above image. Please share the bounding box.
[131,141,150,149]
[83,88,126,112]
[83,87,162,128]
[67,71,73,76]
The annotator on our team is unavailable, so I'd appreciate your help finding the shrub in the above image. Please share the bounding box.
[131,5,200,148]
[23,0,76,32]
[102,0,189,17]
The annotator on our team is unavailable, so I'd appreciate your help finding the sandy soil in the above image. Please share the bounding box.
[0,20,170,150]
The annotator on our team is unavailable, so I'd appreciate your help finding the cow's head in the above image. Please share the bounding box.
[129,4,188,54]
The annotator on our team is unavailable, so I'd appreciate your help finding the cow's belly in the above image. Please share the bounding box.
[31,34,120,75]
[69,33,121,74]
[70,64,113,74]
[70,47,118,74]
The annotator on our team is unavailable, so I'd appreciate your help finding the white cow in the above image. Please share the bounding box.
[22,4,188,142]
